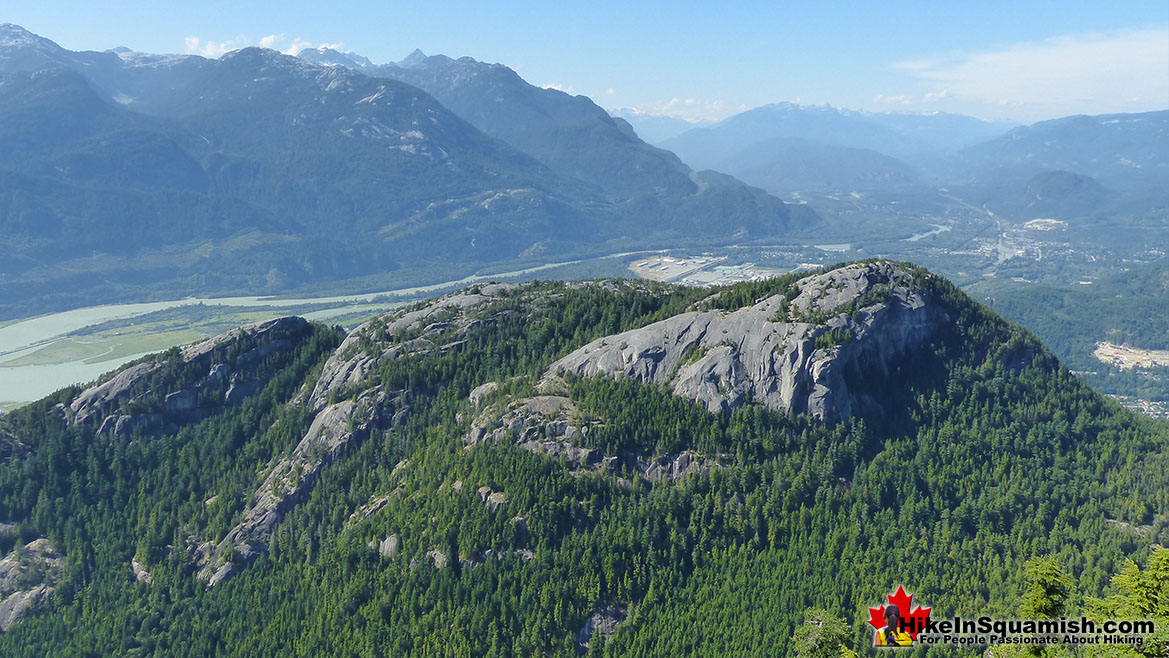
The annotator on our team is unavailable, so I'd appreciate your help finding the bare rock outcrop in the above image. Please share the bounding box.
[0,586,53,632]
[67,316,318,437]
[547,262,947,423]
[195,288,526,585]
[131,558,153,584]
[305,284,517,412]
[578,605,627,650]
[630,450,716,482]
[467,395,600,464]
[0,538,65,631]
[427,549,448,569]
[196,388,406,583]
[348,490,401,528]
[379,535,399,559]
[466,393,717,482]
[0,417,26,465]
[189,281,672,584]
[474,486,509,513]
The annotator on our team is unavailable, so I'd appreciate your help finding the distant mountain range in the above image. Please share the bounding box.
[1,23,1164,320]
[654,99,1167,224]
[948,112,1169,221]
[605,107,701,144]
[0,25,813,319]
[659,102,1012,167]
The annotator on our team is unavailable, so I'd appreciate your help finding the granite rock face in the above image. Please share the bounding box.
[188,268,942,585]
[0,586,53,632]
[0,538,65,631]
[131,558,153,584]
[547,262,947,423]
[196,388,406,583]
[379,535,400,559]
[66,316,317,438]
[197,285,522,585]
[578,605,628,650]
[0,417,26,465]
[467,394,600,464]
[305,284,517,412]
[465,392,718,481]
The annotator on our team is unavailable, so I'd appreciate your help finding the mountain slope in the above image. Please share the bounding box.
[945,111,1169,223]
[369,50,698,198]
[956,110,1169,191]
[300,47,814,236]
[971,258,1169,401]
[605,108,698,144]
[661,102,1008,171]
[711,136,924,196]
[0,26,813,320]
[0,50,588,316]
[0,261,1165,656]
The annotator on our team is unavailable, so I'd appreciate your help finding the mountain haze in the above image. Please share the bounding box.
[661,102,1010,170]
[657,98,1166,230]
[0,25,813,319]
[299,47,813,234]
[605,108,699,144]
[948,111,1169,222]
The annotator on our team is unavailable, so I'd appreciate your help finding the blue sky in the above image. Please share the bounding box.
[4,1,1167,122]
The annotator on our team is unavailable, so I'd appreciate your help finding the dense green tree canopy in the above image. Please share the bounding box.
[0,265,1165,657]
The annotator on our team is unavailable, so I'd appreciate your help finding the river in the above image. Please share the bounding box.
[0,253,644,409]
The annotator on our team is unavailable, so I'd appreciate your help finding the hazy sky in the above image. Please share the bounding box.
[4,1,1167,123]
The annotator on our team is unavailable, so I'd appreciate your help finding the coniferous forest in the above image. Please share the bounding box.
[0,262,1166,657]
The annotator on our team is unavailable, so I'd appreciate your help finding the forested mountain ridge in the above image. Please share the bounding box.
[0,261,1165,656]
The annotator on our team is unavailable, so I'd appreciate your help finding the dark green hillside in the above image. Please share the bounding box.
[0,262,1165,656]
[973,260,1169,401]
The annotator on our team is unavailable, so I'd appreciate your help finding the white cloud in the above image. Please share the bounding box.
[896,28,1169,119]
[284,37,313,55]
[630,97,746,123]
[603,88,615,96]
[873,94,912,105]
[182,34,345,58]
[542,83,576,93]
[183,35,252,58]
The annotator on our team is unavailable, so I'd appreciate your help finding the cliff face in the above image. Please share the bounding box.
[0,538,64,631]
[192,264,953,584]
[548,262,947,423]
[196,285,520,584]
[4,254,1159,653]
[65,317,320,438]
[0,418,25,465]
[46,264,954,589]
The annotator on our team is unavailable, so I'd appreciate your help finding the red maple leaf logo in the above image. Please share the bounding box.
[867,585,932,641]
